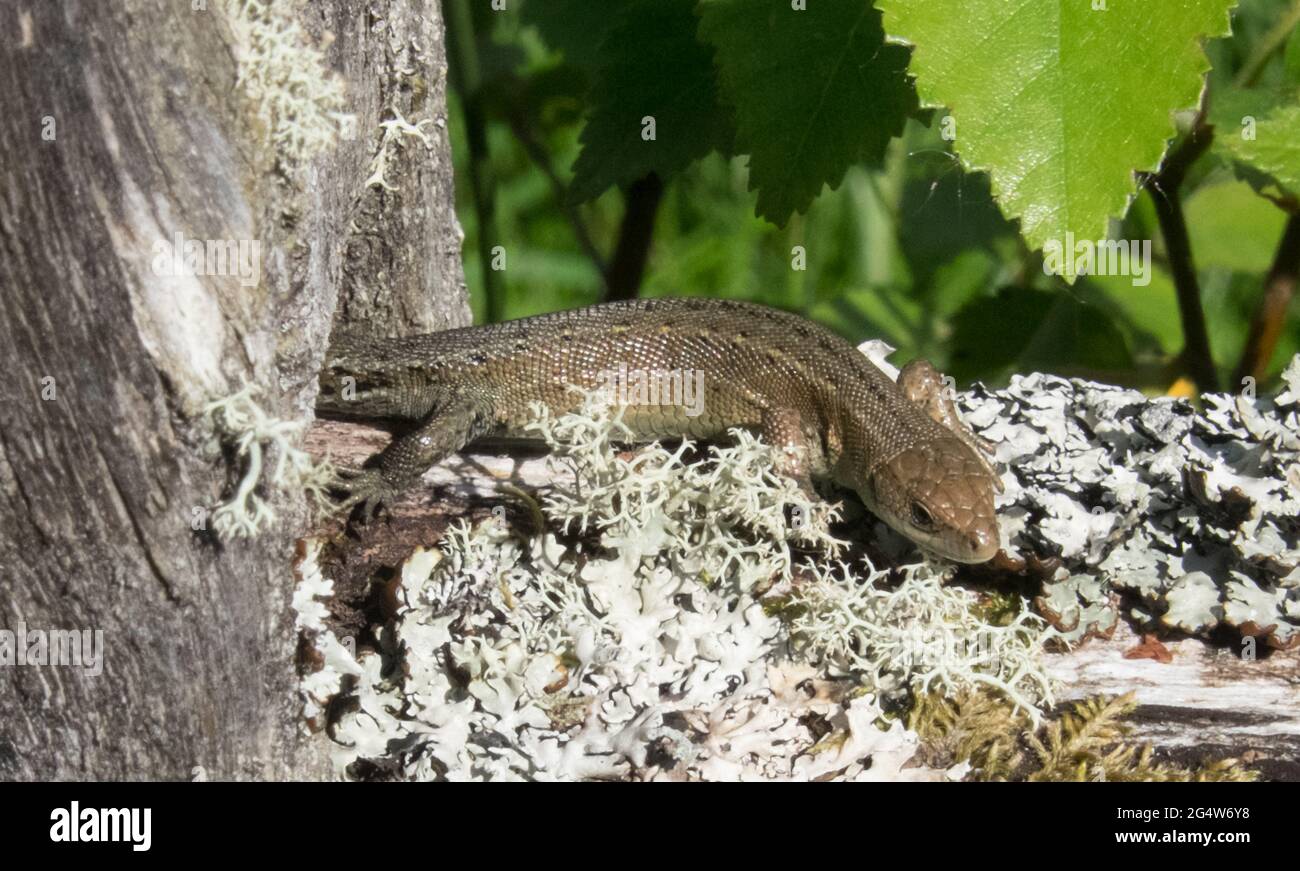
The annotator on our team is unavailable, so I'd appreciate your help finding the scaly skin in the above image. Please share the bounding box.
[318,298,1002,563]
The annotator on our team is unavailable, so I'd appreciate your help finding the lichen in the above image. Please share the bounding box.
[296,391,1055,780]
[364,107,434,191]
[221,0,354,171]
[965,354,1300,649]
[291,346,1299,778]
[789,561,1055,720]
[204,383,333,539]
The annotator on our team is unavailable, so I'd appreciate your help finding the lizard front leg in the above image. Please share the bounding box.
[897,359,1004,493]
[333,391,495,518]
[759,406,827,497]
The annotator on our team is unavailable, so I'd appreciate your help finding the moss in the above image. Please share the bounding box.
[910,689,1259,782]
[760,594,808,621]
[973,589,1029,627]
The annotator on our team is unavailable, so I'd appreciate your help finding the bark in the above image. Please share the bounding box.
[329,0,471,333]
[0,0,466,781]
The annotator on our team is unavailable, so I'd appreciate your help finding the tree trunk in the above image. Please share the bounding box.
[0,0,466,781]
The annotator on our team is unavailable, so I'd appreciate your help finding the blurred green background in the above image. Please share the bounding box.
[443,0,1300,392]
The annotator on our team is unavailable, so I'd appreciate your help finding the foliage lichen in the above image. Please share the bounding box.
[297,391,1057,780]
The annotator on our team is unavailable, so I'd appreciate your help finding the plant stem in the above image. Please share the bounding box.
[604,173,664,302]
[505,107,608,284]
[1234,0,1300,88]
[446,0,504,322]
[1234,213,1300,386]
[1142,123,1219,392]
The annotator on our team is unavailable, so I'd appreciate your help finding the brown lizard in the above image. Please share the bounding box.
[317,298,1003,563]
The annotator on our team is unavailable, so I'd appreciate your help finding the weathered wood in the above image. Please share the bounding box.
[0,0,466,780]
[1048,622,1300,779]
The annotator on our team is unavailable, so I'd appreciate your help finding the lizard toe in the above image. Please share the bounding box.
[329,467,394,520]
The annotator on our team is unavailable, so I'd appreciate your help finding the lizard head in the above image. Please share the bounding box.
[860,436,1000,564]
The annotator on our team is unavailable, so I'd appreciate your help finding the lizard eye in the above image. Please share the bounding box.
[910,502,934,530]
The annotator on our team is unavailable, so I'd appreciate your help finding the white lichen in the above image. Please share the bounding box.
[364,107,434,191]
[963,353,1300,648]
[297,390,1055,781]
[790,560,1055,720]
[221,0,354,170]
[204,383,333,539]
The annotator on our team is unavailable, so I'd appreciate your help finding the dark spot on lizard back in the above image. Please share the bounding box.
[467,352,488,365]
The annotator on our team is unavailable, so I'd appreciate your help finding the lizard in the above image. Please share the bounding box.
[316,298,1004,563]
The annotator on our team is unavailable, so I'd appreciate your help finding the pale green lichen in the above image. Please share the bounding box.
[221,0,354,171]
[523,391,849,588]
[789,561,1056,721]
[204,383,333,539]
[967,353,1300,649]
[364,107,434,191]
[300,390,1056,780]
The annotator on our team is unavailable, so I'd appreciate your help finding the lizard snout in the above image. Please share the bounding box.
[960,523,999,564]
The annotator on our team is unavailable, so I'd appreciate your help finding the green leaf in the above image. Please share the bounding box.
[1085,267,1183,359]
[928,249,1001,322]
[878,0,1236,280]
[698,0,915,225]
[1287,13,1300,83]
[1208,82,1289,135]
[1215,99,1300,203]
[568,0,733,203]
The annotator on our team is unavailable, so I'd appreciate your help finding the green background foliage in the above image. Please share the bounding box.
[448,0,1300,391]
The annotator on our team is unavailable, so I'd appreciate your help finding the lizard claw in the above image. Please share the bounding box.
[329,466,396,521]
